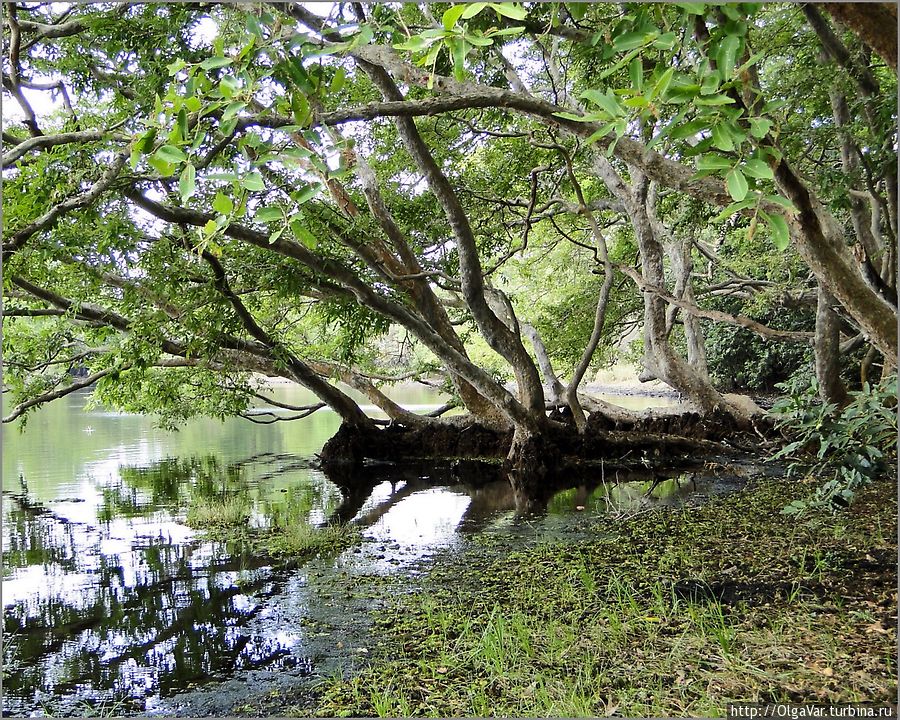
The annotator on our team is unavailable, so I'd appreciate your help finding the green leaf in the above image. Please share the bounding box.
[268,227,284,244]
[179,163,196,202]
[567,3,587,20]
[185,96,202,113]
[653,32,677,49]
[669,118,708,140]
[202,219,219,236]
[598,47,642,80]
[700,72,720,96]
[460,2,488,19]
[167,58,187,76]
[155,144,187,164]
[147,155,173,177]
[613,31,649,52]
[581,89,623,117]
[761,211,790,251]
[129,128,157,169]
[763,194,797,213]
[450,36,468,80]
[652,67,675,99]
[291,220,318,249]
[676,2,706,14]
[748,117,773,138]
[349,24,374,49]
[291,93,310,126]
[482,26,522,39]
[256,206,283,222]
[442,4,467,28]
[696,153,733,171]
[695,94,735,106]
[711,123,735,152]
[585,122,616,144]
[222,101,247,122]
[200,56,233,70]
[330,67,347,94]
[394,35,430,52]
[176,107,188,143]
[219,75,240,98]
[712,197,755,222]
[292,183,322,205]
[716,34,741,79]
[629,57,643,91]
[742,157,773,180]
[489,3,528,20]
[246,12,264,38]
[242,171,266,192]
[212,192,233,215]
[725,167,749,201]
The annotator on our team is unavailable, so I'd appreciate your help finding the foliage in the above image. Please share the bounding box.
[705,306,812,392]
[264,521,360,558]
[771,375,898,514]
[2,1,895,433]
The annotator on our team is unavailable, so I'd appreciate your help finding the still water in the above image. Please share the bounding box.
[2,384,723,716]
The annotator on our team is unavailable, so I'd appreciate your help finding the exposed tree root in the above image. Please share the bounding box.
[319,408,777,508]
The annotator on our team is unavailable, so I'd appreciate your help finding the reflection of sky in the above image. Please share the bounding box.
[365,489,471,546]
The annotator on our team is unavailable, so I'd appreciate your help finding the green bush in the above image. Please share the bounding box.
[770,375,897,513]
[704,305,813,392]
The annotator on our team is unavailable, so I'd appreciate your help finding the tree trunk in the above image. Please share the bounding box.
[774,162,898,368]
[823,3,898,73]
[665,236,709,378]
[523,322,565,404]
[815,287,851,407]
[504,427,560,513]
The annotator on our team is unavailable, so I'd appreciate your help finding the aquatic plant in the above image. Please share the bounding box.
[264,521,360,558]
[313,479,896,717]
[185,494,251,528]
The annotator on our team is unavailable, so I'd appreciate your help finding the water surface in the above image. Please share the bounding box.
[3,384,729,716]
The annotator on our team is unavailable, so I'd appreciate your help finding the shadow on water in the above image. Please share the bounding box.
[2,450,756,716]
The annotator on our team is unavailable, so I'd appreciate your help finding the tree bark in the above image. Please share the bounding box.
[815,287,851,407]
[823,3,898,73]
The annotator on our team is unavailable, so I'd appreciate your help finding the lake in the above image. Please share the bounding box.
[3,383,739,716]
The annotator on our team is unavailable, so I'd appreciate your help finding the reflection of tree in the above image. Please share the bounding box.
[3,517,300,714]
[3,492,84,573]
[2,453,337,714]
[325,459,505,526]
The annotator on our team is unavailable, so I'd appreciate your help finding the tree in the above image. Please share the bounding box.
[3,2,896,497]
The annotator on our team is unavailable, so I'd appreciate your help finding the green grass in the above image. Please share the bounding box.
[185,494,251,528]
[311,477,897,717]
[265,521,360,557]
[185,492,359,560]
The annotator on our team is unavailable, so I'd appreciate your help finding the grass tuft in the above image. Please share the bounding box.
[185,494,250,528]
[265,521,360,557]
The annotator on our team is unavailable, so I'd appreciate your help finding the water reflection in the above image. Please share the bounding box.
[2,454,336,716]
[3,385,741,715]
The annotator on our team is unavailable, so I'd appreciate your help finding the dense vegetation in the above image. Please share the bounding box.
[3,2,897,497]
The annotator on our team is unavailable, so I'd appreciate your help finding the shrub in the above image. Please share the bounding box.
[770,375,897,513]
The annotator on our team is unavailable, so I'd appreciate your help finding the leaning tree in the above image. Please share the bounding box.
[3,2,896,496]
